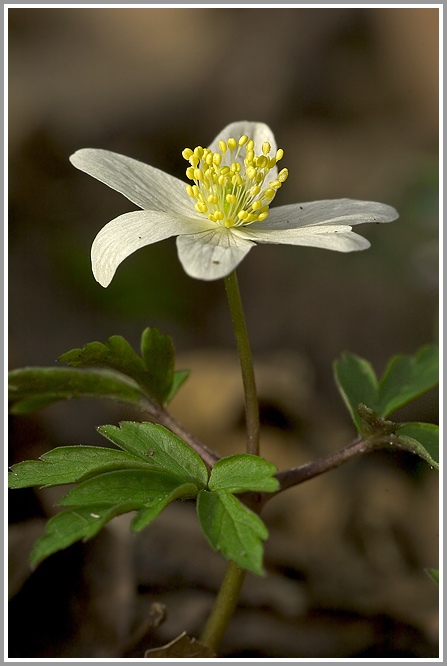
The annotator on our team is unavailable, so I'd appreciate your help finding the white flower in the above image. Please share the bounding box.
[70,121,398,285]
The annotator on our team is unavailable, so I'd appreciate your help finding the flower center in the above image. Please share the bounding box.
[182,134,288,228]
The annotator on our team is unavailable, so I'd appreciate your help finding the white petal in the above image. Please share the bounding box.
[255,198,399,231]
[207,121,278,180]
[239,224,371,252]
[70,148,194,215]
[176,227,255,281]
[92,210,213,287]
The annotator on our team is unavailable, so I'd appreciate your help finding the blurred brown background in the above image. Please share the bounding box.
[8,7,439,659]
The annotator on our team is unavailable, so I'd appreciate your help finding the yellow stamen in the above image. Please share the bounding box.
[184,131,287,227]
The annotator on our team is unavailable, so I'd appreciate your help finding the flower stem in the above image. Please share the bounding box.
[199,560,246,653]
[224,270,260,456]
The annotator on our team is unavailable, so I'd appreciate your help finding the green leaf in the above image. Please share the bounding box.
[425,568,439,584]
[140,327,175,405]
[333,354,378,432]
[166,369,190,404]
[98,422,208,488]
[208,454,279,493]
[8,446,159,489]
[58,469,183,507]
[8,367,147,414]
[58,328,188,406]
[376,345,439,417]
[196,489,268,576]
[334,345,439,433]
[131,482,198,532]
[30,502,137,567]
[395,422,439,469]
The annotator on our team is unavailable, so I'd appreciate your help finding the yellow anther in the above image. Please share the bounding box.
[182,135,288,227]
[262,142,271,155]
[245,150,255,164]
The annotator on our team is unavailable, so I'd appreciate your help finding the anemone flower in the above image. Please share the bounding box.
[70,121,398,285]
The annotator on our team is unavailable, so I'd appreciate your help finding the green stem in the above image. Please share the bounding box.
[225,270,260,456]
[199,560,246,653]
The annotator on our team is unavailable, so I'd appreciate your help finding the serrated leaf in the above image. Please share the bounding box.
[396,422,439,469]
[334,345,439,433]
[30,502,137,567]
[58,469,182,507]
[8,446,159,489]
[98,422,208,488]
[58,335,144,378]
[208,454,279,493]
[376,345,439,417]
[58,328,187,407]
[131,483,198,532]
[8,367,147,414]
[197,489,268,576]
